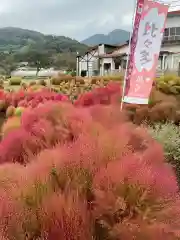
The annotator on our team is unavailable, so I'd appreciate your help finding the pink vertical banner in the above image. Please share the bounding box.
[123,0,169,104]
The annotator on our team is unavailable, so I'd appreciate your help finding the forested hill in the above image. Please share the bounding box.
[0,27,88,73]
[0,27,87,54]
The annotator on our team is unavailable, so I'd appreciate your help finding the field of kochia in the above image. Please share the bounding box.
[0,74,180,239]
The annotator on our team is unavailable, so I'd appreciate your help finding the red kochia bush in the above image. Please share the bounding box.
[2,88,70,110]
[0,104,179,239]
[74,81,121,107]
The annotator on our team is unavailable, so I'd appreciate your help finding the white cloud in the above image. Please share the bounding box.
[0,0,135,40]
[122,12,134,29]
[0,0,178,40]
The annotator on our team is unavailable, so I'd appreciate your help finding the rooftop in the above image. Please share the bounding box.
[167,10,180,17]
[99,52,127,58]
[87,43,117,53]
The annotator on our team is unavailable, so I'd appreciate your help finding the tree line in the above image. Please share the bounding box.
[0,50,78,76]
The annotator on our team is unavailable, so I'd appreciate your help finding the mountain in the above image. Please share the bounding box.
[0,27,88,72]
[0,27,87,54]
[82,29,130,46]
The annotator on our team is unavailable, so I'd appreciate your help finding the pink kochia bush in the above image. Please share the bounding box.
[0,104,179,239]
[3,88,69,109]
[74,81,121,106]
[0,102,92,164]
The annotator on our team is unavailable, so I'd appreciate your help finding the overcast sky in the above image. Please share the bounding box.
[0,0,179,41]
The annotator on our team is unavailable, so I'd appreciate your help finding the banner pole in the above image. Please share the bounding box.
[120,0,138,111]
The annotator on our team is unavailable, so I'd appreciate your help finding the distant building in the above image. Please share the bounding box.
[76,44,118,77]
[159,10,180,72]
[77,10,180,77]
[17,62,29,68]
[11,68,62,78]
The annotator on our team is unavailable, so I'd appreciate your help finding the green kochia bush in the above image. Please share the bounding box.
[9,77,22,86]
[148,122,180,185]
[156,75,180,94]
[0,104,179,239]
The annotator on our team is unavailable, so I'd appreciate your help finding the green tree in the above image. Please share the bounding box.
[22,51,53,75]
[0,53,17,76]
[53,52,76,70]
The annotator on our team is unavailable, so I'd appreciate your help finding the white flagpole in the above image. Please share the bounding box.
[120,0,138,110]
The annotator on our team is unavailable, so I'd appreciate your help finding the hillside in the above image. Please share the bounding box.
[0,27,87,54]
[82,29,130,46]
[0,27,88,73]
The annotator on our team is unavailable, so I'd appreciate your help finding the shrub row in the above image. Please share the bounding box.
[73,83,180,124]
[4,75,180,126]
[156,75,180,94]
[8,78,48,87]
[51,75,123,85]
